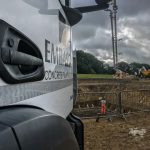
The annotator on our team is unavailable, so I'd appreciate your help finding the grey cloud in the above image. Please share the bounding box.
[73,0,150,65]
[118,0,150,17]
[73,24,97,41]
[74,27,112,50]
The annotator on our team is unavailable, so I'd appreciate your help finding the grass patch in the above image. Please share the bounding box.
[78,74,113,79]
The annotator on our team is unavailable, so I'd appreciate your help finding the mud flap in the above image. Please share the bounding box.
[0,107,80,150]
[67,113,84,150]
[0,124,20,150]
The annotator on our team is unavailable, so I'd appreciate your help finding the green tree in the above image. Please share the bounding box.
[76,50,104,74]
[116,62,130,73]
[76,50,150,75]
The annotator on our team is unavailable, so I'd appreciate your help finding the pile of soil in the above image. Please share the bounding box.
[83,112,150,150]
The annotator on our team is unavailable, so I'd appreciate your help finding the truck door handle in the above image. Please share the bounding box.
[2,48,43,66]
[0,20,44,84]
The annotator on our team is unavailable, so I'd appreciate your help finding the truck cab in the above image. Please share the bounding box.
[0,0,110,149]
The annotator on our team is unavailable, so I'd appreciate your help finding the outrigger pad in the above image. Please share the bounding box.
[0,107,79,150]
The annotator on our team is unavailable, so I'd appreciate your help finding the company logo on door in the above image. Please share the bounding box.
[45,39,71,67]
[44,39,72,80]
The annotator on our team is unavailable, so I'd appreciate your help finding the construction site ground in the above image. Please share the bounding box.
[83,112,150,150]
[76,79,150,150]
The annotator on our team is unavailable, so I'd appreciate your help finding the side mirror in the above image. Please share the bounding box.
[62,6,82,26]
[74,0,111,14]
[63,0,110,26]
[22,0,110,26]
[75,3,109,13]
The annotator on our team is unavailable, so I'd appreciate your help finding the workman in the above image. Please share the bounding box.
[99,97,106,114]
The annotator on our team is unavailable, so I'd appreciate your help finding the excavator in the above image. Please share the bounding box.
[0,0,111,149]
[138,66,150,78]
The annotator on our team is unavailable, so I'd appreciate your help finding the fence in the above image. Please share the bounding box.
[74,89,150,117]
[122,90,150,111]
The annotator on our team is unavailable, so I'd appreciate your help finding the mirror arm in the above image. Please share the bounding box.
[61,1,110,26]
[75,4,109,13]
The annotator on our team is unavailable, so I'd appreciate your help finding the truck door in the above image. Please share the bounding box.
[0,0,73,118]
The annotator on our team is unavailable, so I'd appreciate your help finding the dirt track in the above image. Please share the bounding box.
[83,112,150,150]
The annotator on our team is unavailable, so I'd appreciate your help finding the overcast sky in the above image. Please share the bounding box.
[72,0,150,66]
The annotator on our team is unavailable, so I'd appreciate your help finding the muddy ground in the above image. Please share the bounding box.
[83,112,150,150]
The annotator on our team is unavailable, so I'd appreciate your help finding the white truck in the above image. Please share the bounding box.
[0,0,110,149]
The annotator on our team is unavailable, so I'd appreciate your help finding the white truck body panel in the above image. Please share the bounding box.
[0,0,73,118]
